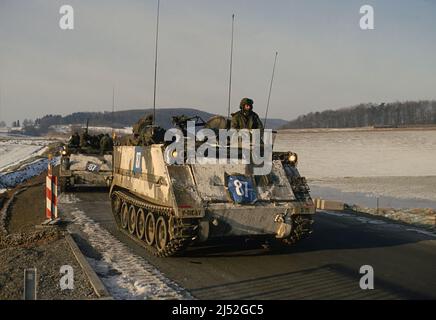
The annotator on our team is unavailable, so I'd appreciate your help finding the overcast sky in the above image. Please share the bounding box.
[0,0,435,124]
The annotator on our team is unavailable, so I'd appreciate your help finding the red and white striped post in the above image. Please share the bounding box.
[45,162,58,222]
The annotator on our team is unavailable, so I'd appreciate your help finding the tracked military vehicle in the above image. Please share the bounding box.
[60,121,113,191]
[109,115,315,257]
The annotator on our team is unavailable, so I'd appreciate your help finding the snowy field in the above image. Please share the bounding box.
[274,129,436,205]
[0,138,53,172]
[49,125,132,135]
[275,129,436,178]
[0,136,59,193]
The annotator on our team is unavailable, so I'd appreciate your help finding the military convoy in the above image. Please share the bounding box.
[108,114,316,257]
[58,114,315,256]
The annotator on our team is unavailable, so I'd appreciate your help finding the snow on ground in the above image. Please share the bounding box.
[60,193,192,300]
[311,176,436,203]
[275,129,436,178]
[0,136,60,191]
[322,211,436,237]
[49,125,132,136]
[0,157,60,189]
[0,144,45,172]
[275,129,436,206]
[0,137,54,172]
[87,126,132,135]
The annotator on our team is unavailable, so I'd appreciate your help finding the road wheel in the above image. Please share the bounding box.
[121,202,129,229]
[111,194,122,217]
[128,205,137,235]
[136,209,146,239]
[145,211,156,246]
[155,216,168,252]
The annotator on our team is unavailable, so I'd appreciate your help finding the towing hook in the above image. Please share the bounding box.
[275,214,285,223]
[275,209,291,223]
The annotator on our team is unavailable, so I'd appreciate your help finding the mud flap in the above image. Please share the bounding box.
[197,219,210,242]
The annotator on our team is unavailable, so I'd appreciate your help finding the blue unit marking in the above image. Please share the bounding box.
[133,147,142,174]
[227,175,257,204]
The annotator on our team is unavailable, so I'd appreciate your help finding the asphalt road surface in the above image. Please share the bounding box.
[61,191,436,300]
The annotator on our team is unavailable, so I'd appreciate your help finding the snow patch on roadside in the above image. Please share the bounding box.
[60,195,192,300]
[0,145,46,172]
[59,193,81,204]
[0,137,55,173]
[322,211,436,237]
[0,157,60,189]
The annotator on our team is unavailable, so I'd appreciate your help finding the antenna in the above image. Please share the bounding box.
[112,87,115,137]
[152,0,160,126]
[0,87,2,125]
[264,51,278,128]
[227,14,235,122]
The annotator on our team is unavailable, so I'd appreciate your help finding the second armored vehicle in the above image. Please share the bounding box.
[60,122,114,191]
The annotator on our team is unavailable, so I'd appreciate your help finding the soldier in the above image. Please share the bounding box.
[138,114,166,145]
[80,130,90,148]
[68,131,80,148]
[129,114,153,146]
[90,134,102,150]
[231,98,264,130]
[129,113,165,146]
[100,133,113,154]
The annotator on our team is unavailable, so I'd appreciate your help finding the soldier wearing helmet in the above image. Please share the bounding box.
[231,98,264,130]
[129,113,165,146]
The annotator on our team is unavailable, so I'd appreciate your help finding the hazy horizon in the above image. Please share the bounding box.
[1,0,435,125]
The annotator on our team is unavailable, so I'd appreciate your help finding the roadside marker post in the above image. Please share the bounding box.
[43,160,60,225]
[23,268,37,300]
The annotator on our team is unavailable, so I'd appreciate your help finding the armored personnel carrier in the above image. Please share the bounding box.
[60,122,114,191]
[109,115,315,257]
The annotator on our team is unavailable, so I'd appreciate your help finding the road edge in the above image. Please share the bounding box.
[0,187,28,235]
[65,232,112,300]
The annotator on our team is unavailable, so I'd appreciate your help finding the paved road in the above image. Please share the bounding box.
[61,191,436,300]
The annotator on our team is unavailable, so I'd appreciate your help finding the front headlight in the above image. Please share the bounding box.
[62,150,67,156]
[288,153,298,164]
[171,150,178,158]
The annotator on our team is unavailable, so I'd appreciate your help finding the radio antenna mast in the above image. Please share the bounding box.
[112,87,115,137]
[227,14,235,122]
[152,0,160,126]
[0,87,2,126]
[264,51,278,128]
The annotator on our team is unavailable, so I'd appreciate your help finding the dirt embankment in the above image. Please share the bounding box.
[0,172,97,300]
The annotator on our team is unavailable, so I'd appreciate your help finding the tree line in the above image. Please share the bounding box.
[282,100,436,129]
[18,108,216,135]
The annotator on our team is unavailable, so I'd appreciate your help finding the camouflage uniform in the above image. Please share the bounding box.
[69,132,80,147]
[231,98,264,130]
[100,134,113,154]
[80,131,91,148]
[130,114,165,146]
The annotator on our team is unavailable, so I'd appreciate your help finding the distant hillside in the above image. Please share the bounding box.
[282,100,436,129]
[35,108,287,131]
